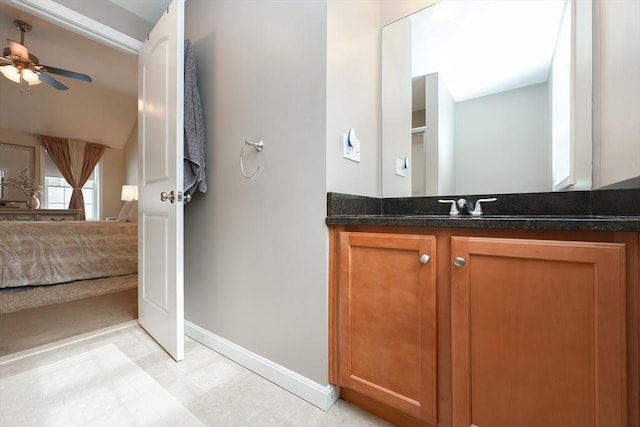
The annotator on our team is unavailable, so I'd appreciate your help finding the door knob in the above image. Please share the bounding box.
[420,254,430,264]
[160,190,175,203]
[453,256,466,267]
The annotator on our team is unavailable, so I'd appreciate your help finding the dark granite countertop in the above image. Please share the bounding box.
[326,190,640,232]
[326,214,640,231]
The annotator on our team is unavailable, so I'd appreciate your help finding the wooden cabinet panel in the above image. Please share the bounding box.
[338,232,437,424]
[451,237,626,427]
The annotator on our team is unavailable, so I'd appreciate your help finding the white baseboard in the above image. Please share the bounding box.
[184,321,338,411]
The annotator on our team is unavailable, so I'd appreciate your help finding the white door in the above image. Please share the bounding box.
[137,0,185,361]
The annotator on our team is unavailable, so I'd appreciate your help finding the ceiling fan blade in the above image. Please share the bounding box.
[41,65,92,83]
[38,72,68,90]
[0,57,12,64]
[7,39,28,60]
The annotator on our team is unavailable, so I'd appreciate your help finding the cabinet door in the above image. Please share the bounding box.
[451,237,626,427]
[338,232,437,424]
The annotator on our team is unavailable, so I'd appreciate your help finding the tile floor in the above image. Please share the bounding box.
[1,343,205,427]
[0,324,393,427]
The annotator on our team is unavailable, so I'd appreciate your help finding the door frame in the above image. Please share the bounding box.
[15,2,185,353]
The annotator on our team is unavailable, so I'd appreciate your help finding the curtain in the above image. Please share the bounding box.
[41,136,105,220]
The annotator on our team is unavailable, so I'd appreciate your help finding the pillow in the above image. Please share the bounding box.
[117,200,136,221]
[126,200,138,223]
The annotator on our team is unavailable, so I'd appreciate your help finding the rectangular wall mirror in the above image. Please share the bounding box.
[382,0,592,198]
[0,142,36,202]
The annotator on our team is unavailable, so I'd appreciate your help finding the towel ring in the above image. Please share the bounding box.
[240,140,264,179]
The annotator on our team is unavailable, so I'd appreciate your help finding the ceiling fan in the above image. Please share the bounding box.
[0,20,92,91]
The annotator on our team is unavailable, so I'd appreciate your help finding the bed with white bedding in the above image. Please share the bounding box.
[0,221,137,288]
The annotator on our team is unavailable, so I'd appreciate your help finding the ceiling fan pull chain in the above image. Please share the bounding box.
[19,75,30,93]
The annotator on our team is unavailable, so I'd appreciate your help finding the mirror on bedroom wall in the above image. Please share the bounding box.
[382,0,591,198]
[0,142,36,202]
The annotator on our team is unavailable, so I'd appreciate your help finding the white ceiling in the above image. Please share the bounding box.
[0,0,170,149]
[108,0,170,24]
[411,0,567,103]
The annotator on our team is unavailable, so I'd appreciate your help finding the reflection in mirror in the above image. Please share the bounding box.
[382,0,583,198]
[0,142,36,202]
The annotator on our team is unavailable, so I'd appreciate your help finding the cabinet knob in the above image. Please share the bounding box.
[453,256,466,267]
[420,254,430,264]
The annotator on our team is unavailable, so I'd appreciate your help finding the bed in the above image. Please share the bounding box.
[0,220,138,288]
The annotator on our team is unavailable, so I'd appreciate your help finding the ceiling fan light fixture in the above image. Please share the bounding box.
[0,65,41,85]
[21,68,41,85]
[0,65,21,83]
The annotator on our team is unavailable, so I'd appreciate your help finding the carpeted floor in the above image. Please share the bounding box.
[0,274,138,314]
[0,288,137,357]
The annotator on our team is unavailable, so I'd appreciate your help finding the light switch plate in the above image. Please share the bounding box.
[395,157,407,177]
[343,131,361,162]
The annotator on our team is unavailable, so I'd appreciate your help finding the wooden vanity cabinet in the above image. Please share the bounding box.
[330,226,638,427]
[337,232,437,425]
[451,237,627,427]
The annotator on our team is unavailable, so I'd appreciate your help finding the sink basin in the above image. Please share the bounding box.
[398,214,618,220]
[399,214,454,219]
[479,215,614,220]
[344,214,626,221]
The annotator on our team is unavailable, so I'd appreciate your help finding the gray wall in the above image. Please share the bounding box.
[123,123,138,186]
[100,147,125,219]
[381,16,412,197]
[184,0,329,384]
[436,76,455,195]
[183,0,380,386]
[326,0,380,198]
[593,0,640,188]
[455,83,551,195]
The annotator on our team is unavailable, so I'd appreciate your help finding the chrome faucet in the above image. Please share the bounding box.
[471,197,497,216]
[439,197,497,216]
[438,199,459,216]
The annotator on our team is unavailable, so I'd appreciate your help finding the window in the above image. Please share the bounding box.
[43,150,100,220]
